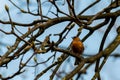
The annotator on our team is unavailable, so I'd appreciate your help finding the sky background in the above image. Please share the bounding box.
[0,0,120,80]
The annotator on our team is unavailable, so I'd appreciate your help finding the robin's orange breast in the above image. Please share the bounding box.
[72,40,84,54]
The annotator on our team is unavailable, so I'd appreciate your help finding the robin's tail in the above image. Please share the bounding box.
[74,58,80,65]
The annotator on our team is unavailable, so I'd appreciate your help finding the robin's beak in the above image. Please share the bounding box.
[72,36,77,39]
[72,36,74,39]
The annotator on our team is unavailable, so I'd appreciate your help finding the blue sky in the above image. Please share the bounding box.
[0,0,120,80]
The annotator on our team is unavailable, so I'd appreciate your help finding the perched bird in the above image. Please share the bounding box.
[71,36,84,65]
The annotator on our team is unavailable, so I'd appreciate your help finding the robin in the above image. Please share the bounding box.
[71,36,84,65]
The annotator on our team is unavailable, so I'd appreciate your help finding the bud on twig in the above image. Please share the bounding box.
[7,46,11,50]
[21,9,27,13]
[5,4,9,12]
[33,56,38,63]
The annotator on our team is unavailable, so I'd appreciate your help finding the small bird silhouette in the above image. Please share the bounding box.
[71,36,84,65]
